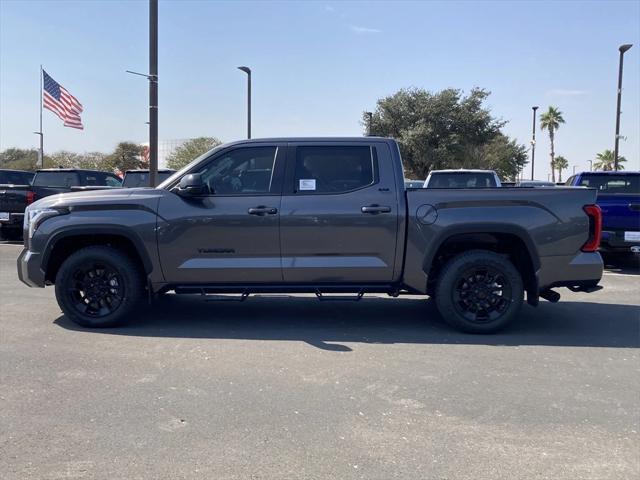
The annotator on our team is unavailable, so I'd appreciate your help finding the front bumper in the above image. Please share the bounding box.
[17,248,46,288]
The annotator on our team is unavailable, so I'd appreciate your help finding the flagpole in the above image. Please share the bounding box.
[36,65,44,168]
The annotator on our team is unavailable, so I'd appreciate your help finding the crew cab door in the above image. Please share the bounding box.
[279,142,399,283]
[156,143,285,284]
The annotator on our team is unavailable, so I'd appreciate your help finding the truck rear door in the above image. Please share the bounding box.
[279,141,400,283]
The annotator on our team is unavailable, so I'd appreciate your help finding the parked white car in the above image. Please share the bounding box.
[423,169,502,188]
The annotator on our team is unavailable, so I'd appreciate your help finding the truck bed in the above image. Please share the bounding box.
[403,186,600,293]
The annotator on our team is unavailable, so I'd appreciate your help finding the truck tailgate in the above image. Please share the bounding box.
[597,193,640,231]
[0,185,29,216]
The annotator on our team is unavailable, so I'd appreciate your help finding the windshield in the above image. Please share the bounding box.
[157,144,226,189]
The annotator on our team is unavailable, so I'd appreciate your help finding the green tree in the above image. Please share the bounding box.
[593,149,626,171]
[0,148,39,171]
[105,142,145,173]
[364,87,531,179]
[553,155,569,182]
[539,106,565,183]
[45,151,109,170]
[463,134,529,180]
[166,137,222,170]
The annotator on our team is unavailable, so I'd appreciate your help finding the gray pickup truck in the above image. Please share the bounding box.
[18,137,603,333]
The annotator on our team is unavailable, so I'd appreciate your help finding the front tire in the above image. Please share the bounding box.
[434,250,524,333]
[55,246,145,328]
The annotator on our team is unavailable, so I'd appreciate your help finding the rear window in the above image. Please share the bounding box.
[0,171,33,185]
[576,174,639,194]
[33,171,79,187]
[427,172,497,188]
[80,172,121,187]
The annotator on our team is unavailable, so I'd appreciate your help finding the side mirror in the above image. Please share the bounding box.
[177,173,207,196]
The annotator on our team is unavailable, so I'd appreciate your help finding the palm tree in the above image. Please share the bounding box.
[553,155,569,182]
[539,106,565,182]
[593,149,626,171]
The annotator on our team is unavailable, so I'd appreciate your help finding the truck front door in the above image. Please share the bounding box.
[156,144,285,284]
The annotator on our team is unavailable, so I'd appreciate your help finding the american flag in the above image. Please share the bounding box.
[43,70,84,130]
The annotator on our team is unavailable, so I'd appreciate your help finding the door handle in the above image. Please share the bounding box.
[361,205,391,214]
[248,206,278,215]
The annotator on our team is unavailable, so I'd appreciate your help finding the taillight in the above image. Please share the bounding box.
[582,204,602,252]
[26,191,35,205]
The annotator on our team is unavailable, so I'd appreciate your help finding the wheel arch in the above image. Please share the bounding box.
[42,226,153,284]
[423,224,540,305]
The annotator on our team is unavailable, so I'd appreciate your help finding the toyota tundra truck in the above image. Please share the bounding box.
[17,137,603,333]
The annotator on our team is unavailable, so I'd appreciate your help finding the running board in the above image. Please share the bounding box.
[172,283,399,295]
[203,292,250,302]
[314,289,365,302]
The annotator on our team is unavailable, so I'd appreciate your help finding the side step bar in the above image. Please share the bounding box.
[315,289,365,302]
[171,284,409,301]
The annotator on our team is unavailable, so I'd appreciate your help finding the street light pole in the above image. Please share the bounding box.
[614,44,632,171]
[530,106,539,180]
[149,0,158,187]
[365,111,373,136]
[237,66,251,139]
[588,160,593,172]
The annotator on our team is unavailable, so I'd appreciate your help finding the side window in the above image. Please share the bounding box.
[198,146,277,195]
[82,174,99,186]
[294,145,376,194]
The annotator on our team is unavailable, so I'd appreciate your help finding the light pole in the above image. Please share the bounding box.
[149,0,158,187]
[125,69,158,185]
[364,111,373,136]
[588,160,593,172]
[614,44,632,171]
[238,66,251,139]
[530,106,539,180]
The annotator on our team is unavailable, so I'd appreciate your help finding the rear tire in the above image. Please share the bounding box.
[54,246,145,328]
[434,250,524,333]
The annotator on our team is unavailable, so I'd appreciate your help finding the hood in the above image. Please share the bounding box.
[29,187,167,210]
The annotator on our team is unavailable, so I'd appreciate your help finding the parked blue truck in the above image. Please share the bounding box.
[565,171,640,254]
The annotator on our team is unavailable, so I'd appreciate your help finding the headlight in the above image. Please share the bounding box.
[24,207,67,239]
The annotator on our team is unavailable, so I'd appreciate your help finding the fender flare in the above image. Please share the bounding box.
[422,223,541,278]
[42,225,154,276]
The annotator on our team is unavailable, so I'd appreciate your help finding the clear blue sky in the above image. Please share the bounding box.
[1,0,639,179]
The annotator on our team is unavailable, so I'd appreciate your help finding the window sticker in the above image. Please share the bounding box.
[299,179,316,191]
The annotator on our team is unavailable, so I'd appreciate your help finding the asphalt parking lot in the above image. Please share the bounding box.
[0,242,638,480]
